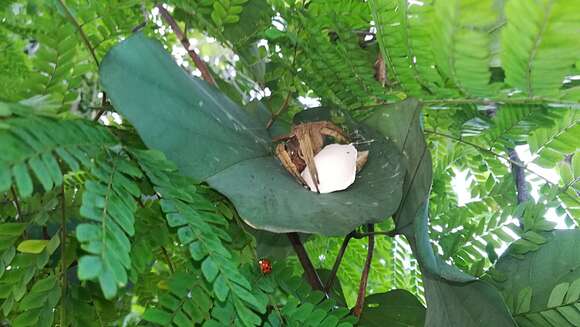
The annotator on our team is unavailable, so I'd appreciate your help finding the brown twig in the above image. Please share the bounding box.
[323,232,353,294]
[156,4,216,86]
[287,232,324,292]
[509,148,530,229]
[352,224,375,318]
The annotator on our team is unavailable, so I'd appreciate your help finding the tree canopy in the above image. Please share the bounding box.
[0,0,578,326]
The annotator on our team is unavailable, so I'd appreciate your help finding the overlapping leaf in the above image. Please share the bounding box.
[502,0,580,97]
[491,230,580,326]
[76,151,142,299]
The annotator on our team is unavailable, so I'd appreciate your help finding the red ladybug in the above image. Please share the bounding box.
[258,258,272,274]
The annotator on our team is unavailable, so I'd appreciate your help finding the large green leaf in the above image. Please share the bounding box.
[363,102,515,326]
[423,275,516,327]
[100,33,404,235]
[358,289,425,327]
[363,100,430,235]
[364,101,474,282]
[491,230,580,326]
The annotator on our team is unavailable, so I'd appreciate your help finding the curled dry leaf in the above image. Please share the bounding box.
[274,121,348,192]
[274,121,369,193]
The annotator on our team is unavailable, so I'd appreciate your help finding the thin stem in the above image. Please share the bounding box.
[57,0,99,67]
[161,246,175,274]
[60,184,67,327]
[509,149,530,205]
[11,187,22,220]
[323,233,353,294]
[352,230,396,239]
[93,93,107,122]
[353,224,375,318]
[156,4,216,86]
[266,92,292,128]
[352,97,580,112]
[287,233,324,292]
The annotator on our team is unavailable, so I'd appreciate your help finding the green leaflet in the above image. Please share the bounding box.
[369,0,446,97]
[12,276,61,327]
[142,272,212,325]
[432,0,497,97]
[133,149,266,327]
[16,240,49,254]
[295,0,405,110]
[491,230,580,326]
[261,262,356,327]
[100,33,405,236]
[0,234,59,316]
[76,151,142,299]
[528,110,579,168]
[502,0,580,97]
[0,103,117,198]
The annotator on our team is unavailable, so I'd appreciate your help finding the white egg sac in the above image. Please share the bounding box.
[301,143,358,193]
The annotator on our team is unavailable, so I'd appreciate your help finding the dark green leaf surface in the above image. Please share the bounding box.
[491,230,580,326]
[423,276,516,327]
[358,289,425,327]
[101,33,404,235]
[364,101,474,282]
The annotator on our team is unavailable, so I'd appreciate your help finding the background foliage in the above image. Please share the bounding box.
[0,0,578,326]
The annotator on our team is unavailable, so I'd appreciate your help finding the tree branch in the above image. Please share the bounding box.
[287,232,324,292]
[156,4,216,86]
[352,224,375,318]
[509,148,530,204]
[509,148,530,228]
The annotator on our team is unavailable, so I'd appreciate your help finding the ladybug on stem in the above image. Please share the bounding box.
[258,258,272,274]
